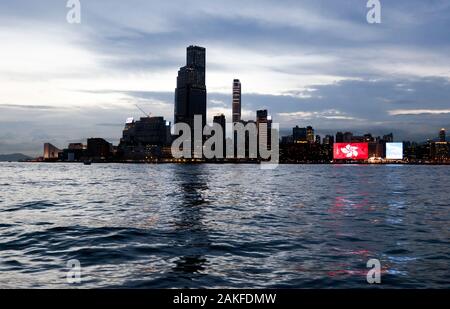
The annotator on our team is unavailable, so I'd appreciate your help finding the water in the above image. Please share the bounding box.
[0,163,448,288]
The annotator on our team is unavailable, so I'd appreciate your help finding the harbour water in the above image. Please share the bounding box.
[0,163,448,288]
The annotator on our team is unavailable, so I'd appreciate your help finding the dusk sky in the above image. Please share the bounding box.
[1,0,450,155]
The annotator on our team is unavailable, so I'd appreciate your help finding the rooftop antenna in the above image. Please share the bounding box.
[135,104,151,118]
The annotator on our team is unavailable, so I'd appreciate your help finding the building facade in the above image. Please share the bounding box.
[174,46,207,130]
[232,79,241,123]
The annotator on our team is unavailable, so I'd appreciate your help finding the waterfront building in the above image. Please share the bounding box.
[87,138,112,159]
[43,143,61,160]
[118,116,171,160]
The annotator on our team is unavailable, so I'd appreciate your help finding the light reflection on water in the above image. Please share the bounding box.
[0,163,449,288]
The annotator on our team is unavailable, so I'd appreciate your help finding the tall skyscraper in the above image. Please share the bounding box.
[336,132,344,143]
[256,110,272,151]
[232,79,241,123]
[439,128,446,142]
[293,126,307,143]
[174,46,207,130]
[307,126,315,143]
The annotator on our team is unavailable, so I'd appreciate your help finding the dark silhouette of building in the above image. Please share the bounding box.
[343,132,353,143]
[174,45,207,130]
[336,132,344,143]
[232,79,241,123]
[293,126,307,143]
[87,138,112,159]
[439,128,446,142]
[118,116,171,160]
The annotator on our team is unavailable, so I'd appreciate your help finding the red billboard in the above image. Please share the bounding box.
[333,143,369,160]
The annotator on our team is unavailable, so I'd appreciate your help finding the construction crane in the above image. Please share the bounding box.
[135,104,152,118]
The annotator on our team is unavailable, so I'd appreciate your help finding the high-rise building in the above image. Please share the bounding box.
[293,126,307,143]
[336,132,344,143]
[118,116,171,160]
[87,138,112,159]
[213,114,226,131]
[256,110,272,152]
[439,128,446,142]
[307,126,315,143]
[232,79,241,123]
[256,109,268,122]
[343,132,353,143]
[174,46,207,130]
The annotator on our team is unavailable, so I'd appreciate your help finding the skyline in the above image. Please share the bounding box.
[1,0,450,155]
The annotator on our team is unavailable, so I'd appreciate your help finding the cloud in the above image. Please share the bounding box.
[278,109,358,121]
[388,109,450,116]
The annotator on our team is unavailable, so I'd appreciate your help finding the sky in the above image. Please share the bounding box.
[1,0,450,155]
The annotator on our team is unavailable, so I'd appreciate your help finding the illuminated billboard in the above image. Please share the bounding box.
[334,143,369,160]
[386,142,403,160]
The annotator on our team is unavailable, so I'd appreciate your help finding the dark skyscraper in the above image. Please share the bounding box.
[336,132,344,143]
[256,109,272,151]
[174,46,207,130]
[232,79,241,123]
[439,128,446,142]
[293,126,307,143]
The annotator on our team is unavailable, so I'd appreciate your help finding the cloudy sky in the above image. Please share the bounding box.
[1,0,450,155]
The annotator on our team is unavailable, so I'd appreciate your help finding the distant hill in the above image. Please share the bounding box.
[0,153,32,162]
